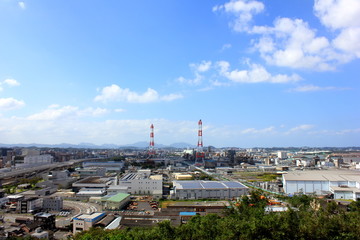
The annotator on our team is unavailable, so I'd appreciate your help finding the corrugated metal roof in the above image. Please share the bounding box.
[174,180,247,190]
[283,170,360,182]
[106,193,130,202]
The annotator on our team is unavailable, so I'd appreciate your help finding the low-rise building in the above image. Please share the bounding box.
[118,170,162,195]
[72,176,114,192]
[101,193,130,210]
[282,170,360,200]
[42,196,63,211]
[73,212,106,234]
[33,212,56,230]
[172,181,248,200]
[77,167,106,178]
[173,173,193,180]
[20,197,43,213]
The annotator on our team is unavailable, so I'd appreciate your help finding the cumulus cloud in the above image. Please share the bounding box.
[213,0,264,32]
[0,79,21,91]
[0,98,25,110]
[177,61,212,85]
[94,84,183,103]
[216,61,301,83]
[3,79,20,87]
[190,61,212,73]
[288,84,350,92]
[18,1,25,10]
[215,0,360,70]
[314,0,360,30]
[252,18,339,70]
[176,73,203,85]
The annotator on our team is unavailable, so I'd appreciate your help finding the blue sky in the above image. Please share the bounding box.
[0,0,359,147]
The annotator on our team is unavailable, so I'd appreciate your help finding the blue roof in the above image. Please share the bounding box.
[178,181,203,189]
[179,212,197,216]
[222,181,246,188]
[201,181,224,188]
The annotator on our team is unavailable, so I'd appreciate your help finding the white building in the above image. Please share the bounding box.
[15,154,53,168]
[277,151,287,159]
[172,181,248,200]
[282,170,360,200]
[24,154,53,165]
[118,170,162,196]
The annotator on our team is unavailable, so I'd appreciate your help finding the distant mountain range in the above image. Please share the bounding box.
[0,141,197,149]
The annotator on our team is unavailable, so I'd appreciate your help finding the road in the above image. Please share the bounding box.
[63,200,102,217]
[0,158,104,180]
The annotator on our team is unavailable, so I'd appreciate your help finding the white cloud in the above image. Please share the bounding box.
[241,126,275,134]
[177,61,212,86]
[3,79,20,87]
[287,124,314,133]
[221,43,232,51]
[160,93,183,101]
[210,80,231,87]
[94,84,182,103]
[114,108,126,113]
[314,0,360,30]
[216,61,301,83]
[27,105,110,121]
[81,107,109,117]
[314,0,360,59]
[18,1,25,10]
[0,79,21,91]
[335,128,360,135]
[213,0,265,32]
[252,18,339,71]
[288,84,350,92]
[190,61,212,72]
[0,115,358,147]
[176,73,203,85]
[27,105,79,121]
[215,0,360,70]
[332,27,360,58]
[0,98,25,110]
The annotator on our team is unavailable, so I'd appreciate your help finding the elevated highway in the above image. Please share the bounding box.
[0,158,105,180]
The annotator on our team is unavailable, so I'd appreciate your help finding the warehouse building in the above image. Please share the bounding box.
[282,170,360,200]
[101,193,130,210]
[172,181,248,200]
[118,169,162,197]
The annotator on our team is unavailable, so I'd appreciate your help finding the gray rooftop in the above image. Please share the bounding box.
[173,180,247,190]
[283,170,360,182]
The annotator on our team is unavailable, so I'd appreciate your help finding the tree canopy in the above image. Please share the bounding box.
[72,192,360,240]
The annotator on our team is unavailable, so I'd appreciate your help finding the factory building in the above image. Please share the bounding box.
[172,181,248,200]
[282,170,360,200]
[118,169,163,197]
[101,193,131,210]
